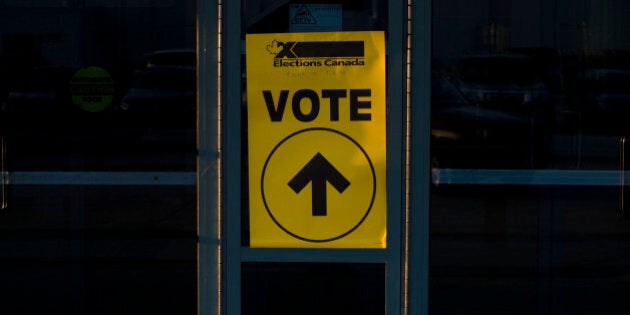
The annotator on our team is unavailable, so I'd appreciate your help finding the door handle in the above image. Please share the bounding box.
[621,136,628,219]
[1,137,6,209]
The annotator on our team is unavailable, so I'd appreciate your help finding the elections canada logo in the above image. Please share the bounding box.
[266,39,365,68]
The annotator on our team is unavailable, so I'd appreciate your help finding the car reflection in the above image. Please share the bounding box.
[431,73,535,169]
[572,51,630,136]
[581,68,630,110]
[453,53,549,115]
[574,67,630,134]
[145,49,196,68]
[119,65,196,128]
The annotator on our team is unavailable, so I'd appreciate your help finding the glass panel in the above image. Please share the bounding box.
[242,262,385,315]
[431,1,630,314]
[241,0,389,313]
[0,2,197,313]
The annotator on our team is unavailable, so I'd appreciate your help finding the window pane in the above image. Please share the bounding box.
[431,1,630,314]
[242,262,385,315]
[0,2,197,313]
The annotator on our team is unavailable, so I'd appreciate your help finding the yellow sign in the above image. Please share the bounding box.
[246,31,386,248]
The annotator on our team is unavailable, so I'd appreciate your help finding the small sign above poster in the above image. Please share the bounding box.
[289,4,342,32]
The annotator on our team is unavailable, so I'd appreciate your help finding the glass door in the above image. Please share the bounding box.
[233,1,404,314]
[430,1,630,314]
[0,2,197,314]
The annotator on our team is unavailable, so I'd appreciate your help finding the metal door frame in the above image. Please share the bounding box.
[198,0,431,314]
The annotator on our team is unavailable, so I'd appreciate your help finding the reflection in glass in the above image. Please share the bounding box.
[431,1,630,314]
[0,2,197,314]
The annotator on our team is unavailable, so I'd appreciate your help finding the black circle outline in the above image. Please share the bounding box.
[261,127,377,243]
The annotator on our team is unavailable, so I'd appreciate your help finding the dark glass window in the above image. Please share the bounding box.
[242,263,385,315]
[431,1,630,314]
[0,2,197,314]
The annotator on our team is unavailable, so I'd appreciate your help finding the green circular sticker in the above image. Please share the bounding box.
[70,66,115,112]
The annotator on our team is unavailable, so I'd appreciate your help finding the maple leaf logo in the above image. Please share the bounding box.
[266,40,283,55]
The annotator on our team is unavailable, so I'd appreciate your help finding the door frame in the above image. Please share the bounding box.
[197,0,431,314]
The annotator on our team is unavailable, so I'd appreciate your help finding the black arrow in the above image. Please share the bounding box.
[288,152,350,216]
